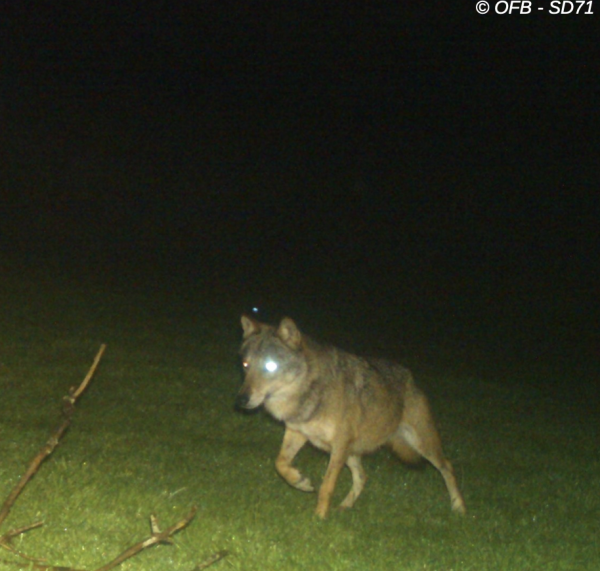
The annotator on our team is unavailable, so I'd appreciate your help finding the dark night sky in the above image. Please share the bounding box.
[1,3,598,387]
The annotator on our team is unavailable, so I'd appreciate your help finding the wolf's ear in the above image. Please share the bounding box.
[241,314,261,338]
[277,317,302,349]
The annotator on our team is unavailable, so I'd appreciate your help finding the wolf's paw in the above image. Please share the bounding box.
[338,497,355,510]
[315,502,330,519]
[452,498,466,515]
[293,476,315,493]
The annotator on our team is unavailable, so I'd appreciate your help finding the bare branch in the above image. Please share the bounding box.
[0,521,46,562]
[92,507,198,571]
[0,344,223,570]
[0,559,87,571]
[2,520,44,539]
[191,550,230,570]
[71,344,106,401]
[0,508,204,571]
[0,346,106,539]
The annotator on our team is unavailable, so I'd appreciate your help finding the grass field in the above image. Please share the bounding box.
[1,265,598,571]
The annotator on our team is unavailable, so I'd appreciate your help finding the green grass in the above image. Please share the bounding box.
[1,268,598,571]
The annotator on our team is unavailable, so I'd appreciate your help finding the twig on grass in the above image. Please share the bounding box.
[0,344,106,532]
[93,507,198,571]
[0,508,227,571]
[71,342,106,400]
[0,521,45,562]
[0,344,224,570]
[191,549,230,570]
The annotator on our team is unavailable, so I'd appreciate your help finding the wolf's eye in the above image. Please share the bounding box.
[242,361,249,369]
[264,359,278,373]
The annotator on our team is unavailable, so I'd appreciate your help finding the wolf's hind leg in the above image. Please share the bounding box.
[275,428,314,492]
[339,455,366,510]
[417,441,466,514]
[398,393,466,514]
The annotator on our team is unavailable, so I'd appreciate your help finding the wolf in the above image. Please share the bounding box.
[235,315,466,518]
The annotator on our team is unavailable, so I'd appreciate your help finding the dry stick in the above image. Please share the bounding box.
[0,345,106,533]
[0,560,86,571]
[12,561,87,571]
[1,510,205,571]
[0,346,218,570]
[191,550,230,570]
[71,344,106,400]
[0,521,45,560]
[8,509,200,571]
[92,507,198,571]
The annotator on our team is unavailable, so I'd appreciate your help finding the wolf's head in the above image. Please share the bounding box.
[235,315,308,419]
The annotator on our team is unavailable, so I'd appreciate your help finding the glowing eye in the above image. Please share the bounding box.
[265,360,278,372]
[242,361,249,369]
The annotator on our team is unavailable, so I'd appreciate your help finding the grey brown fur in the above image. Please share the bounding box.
[236,315,466,518]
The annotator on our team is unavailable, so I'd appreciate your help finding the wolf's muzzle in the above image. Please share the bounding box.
[235,392,253,410]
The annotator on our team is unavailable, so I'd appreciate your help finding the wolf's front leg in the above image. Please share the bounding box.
[275,427,314,492]
[316,446,350,518]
